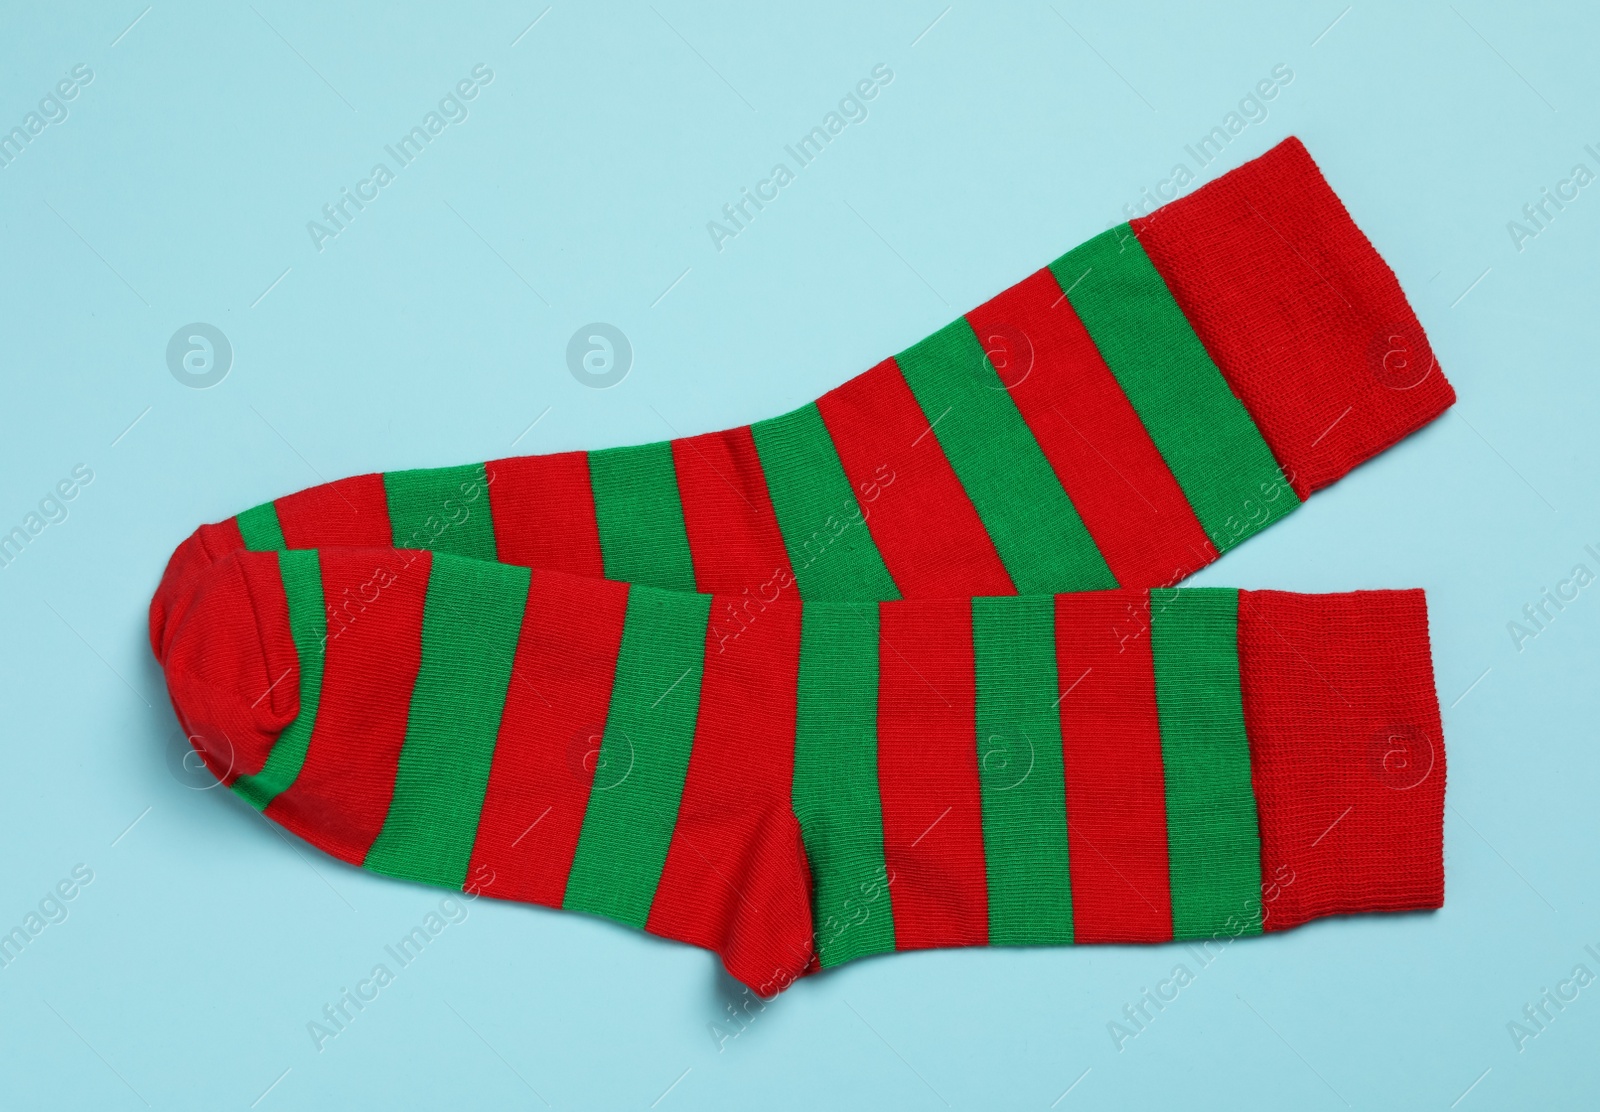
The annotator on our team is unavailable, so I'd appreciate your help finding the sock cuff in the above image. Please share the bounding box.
[1133,137,1454,499]
[1238,588,1446,931]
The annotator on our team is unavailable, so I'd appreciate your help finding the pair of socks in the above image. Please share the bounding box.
[151,138,1451,993]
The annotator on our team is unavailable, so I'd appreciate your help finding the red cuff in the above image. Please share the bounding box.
[1238,588,1446,931]
[1132,137,1454,499]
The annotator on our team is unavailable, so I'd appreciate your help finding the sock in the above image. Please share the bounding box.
[150,137,1453,650]
[151,137,1451,991]
[159,550,1444,990]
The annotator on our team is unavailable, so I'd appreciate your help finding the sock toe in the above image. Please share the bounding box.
[149,521,248,664]
[159,550,299,786]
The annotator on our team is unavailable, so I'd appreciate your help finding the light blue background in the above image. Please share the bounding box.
[1,1,1595,1108]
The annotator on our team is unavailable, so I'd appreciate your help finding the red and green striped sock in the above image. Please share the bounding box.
[159,552,1445,988]
[151,138,1451,991]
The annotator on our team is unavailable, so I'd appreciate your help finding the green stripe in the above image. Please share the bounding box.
[383,463,498,561]
[562,584,711,927]
[749,405,899,601]
[588,442,698,592]
[1052,228,1300,552]
[791,602,895,966]
[895,321,1116,593]
[1149,588,1263,939]
[363,554,529,887]
[232,550,326,810]
[972,595,1074,945]
[236,501,287,551]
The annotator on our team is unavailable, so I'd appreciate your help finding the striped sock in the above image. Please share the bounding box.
[151,138,1451,991]
[159,552,1444,989]
[150,137,1453,633]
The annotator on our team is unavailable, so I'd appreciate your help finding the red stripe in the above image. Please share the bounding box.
[486,452,607,577]
[265,548,429,865]
[967,270,1217,588]
[1055,590,1173,942]
[645,591,812,990]
[671,427,795,595]
[466,569,630,907]
[817,358,1014,596]
[274,473,392,549]
[875,598,988,949]
[1238,589,1445,931]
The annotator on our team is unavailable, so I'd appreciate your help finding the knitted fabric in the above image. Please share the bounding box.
[151,138,1450,992]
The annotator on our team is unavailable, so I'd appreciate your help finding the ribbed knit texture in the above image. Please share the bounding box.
[150,138,1451,992]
